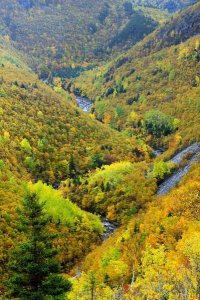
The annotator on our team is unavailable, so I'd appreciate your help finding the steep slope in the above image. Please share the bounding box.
[0,38,149,185]
[75,2,200,151]
[0,39,151,294]
[0,1,199,298]
[133,0,198,12]
[0,0,167,77]
[68,163,200,299]
[60,161,157,222]
[0,168,105,294]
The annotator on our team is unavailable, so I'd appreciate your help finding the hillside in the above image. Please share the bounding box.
[68,162,200,299]
[75,2,200,151]
[0,39,152,294]
[0,0,169,78]
[61,161,157,222]
[3,0,197,79]
[0,1,199,299]
[1,0,197,80]
[0,171,104,293]
[0,38,149,184]
[133,0,198,12]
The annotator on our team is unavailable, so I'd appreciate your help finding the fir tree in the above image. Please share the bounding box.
[69,154,76,179]
[7,191,71,300]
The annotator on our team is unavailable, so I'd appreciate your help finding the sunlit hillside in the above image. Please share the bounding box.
[0,1,199,299]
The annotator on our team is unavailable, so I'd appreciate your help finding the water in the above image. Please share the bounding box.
[76,95,200,228]
[76,96,93,112]
[153,149,164,157]
[103,142,200,234]
[72,218,118,277]
[102,218,118,240]
[76,96,118,239]
[157,143,200,195]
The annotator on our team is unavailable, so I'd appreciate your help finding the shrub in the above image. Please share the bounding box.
[150,161,175,181]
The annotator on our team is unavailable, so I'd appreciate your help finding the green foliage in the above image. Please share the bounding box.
[24,156,36,171]
[68,161,156,222]
[94,102,106,121]
[0,159,5,171]
[131,0,197,12]
[30,181,103,232]
[150,160,175,181]
[0,0,164,76]
[7,191,71,300]
[101,248,121,268]
[75,6,200,145]
[115,105,125,118]
[135,82,141,93]
[0,171,104,293]
[72,164,200,299]
[90,153,106,169]
[126,94,139,105]
[108,10,157,48]
[89,161,134,187]
[0,88,8,97]
[37,139,45,150]
[115,80,126,94]
[144,110,175,138]
[169,69,176,81]
[20,138,32,153]
[0,47,141,183]
[0,2,199,299]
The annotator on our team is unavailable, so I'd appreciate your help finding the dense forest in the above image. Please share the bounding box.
[0,0,162,77]
[0,0,199,299]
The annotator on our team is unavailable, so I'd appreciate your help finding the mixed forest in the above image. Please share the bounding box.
[0,0,199,299]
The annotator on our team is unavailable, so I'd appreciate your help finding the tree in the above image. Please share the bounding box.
[20,138,32,154]
[68,272,114,300]
[150,160,175,182]
[7,190,71,300]
[69,154,77,179]
[134,245,175,299]
[144,110,175,138]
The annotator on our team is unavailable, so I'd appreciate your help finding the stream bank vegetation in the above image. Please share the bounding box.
[68,163,200,299]
[74,3,200,156]
[0,1,199,299]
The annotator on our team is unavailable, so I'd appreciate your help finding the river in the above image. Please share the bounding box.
[101,218,118,240]
[76,96,93,112]
[76,96,200,234]
[76,96,118,238]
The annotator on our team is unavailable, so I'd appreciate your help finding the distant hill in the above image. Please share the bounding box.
[15,0,199,12]
[133,0,198,12]
[0,0,169,77]
[0,0,199,298]
[75,2,200,150]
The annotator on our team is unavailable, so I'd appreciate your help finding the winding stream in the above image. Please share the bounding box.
[76,96,118,238]
[76,96,200,234]
[102,218,118,240]
[76,96,93,112]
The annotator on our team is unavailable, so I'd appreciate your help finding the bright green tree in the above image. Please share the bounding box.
[20,138,32,153]
[150,161,175,181]
[7,191,71,300]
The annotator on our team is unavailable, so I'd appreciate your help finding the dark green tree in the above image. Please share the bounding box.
[144,110,175,138]
[69,154,77,179]
[7,191,71,300]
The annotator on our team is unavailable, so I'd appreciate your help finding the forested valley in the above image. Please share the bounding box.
[0,0,199,299]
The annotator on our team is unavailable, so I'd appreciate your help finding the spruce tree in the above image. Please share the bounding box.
[7,191,71,300]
